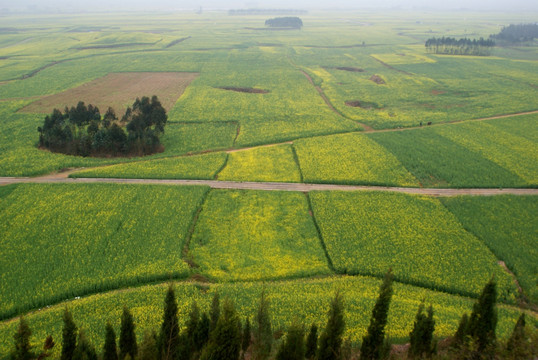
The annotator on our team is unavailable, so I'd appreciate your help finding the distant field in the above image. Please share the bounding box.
[0,277,529,358]
[71,152,227,180]
[294,132,419,186]
[20,72,198,114]
[0,183,208,320]
[218,144,302,182]
[188,190,331,281]
[309,191,518,302]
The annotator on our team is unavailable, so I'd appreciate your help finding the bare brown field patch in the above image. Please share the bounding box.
[217,86,269,94]
[20,72,199,114]
[369,74,386,84]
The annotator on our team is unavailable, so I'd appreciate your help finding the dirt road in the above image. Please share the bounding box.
[1,175,536,196]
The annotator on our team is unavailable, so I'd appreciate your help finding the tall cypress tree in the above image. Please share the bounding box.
[241,317,251,356]
[194,312,211,353]
[103,323,118,360]
[159,285,180,360]
[317,292,345,360]
[305,323,318,360]
[452,313,469,348]
[200,298,242,360]
[408,303,435,358]
[252,289,272,360]
[209,292,221,335]
[275,320,305,360]
[119,306,137,360]
[73,330,97,360]
[467,278,497,358]
[11,317,33,360]
[360,269,394,360]
[61,308,77,360]
[505,314,528,359]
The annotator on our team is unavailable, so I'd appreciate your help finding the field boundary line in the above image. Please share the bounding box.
[291,144,304,183]
[2,273,535,326]
[181,188,211,269]
[2,177,537,196]
[304,193,335,271]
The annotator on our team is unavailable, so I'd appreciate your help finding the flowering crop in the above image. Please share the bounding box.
[71,152,227,180]
[0,183,209,320]
[294,132,419,186]
[309,191,518,302]
[218,144,302,183]
[442,195,538,303]
[188,189,331,281]
[0,276,529,358]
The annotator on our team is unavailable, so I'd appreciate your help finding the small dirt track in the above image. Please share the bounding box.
[1,175,536,197]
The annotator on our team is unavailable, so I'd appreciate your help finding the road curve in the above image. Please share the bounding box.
[1,176,536,197]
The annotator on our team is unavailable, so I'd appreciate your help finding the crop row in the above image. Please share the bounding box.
[0,183,209,320]
[0,276,530,359]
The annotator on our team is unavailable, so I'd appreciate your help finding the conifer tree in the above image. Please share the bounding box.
[37,335,55,360]
[103,323,118,360]
[11,317,33,360]
[241,317,251,356]
[209,292,221,335]
[159,285,180,360]
[200,298,242,360]
[194,312,211,353]
[138,331,158,360]
[360,269,394,360]
[467,278,497,358]
[61,308,78,360]
[452,313,469,348]
[317,292,345,360]
[119,306,137,360]
[73,330,97,360]
[505,314,528,359]
[275,320,305,360]
[305,323,318,360]
[408,303,435,358]
[252,289,272,360]
[186,301,200,351]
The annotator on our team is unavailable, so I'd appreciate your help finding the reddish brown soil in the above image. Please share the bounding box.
[369,74,386,84]
[334,66,364,72]
[431,89,446,95]
[217,87,269,94]
[20,72,199,114]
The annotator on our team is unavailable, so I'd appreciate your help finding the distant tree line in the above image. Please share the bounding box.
[228,9,307,16]
[265,17,303,29]
[9,271,537,360]
[425,37,495,56]
[490,23,538,44]
[38,96,167,157]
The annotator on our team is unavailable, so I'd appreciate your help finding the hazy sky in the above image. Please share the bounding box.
[1,0,538,12]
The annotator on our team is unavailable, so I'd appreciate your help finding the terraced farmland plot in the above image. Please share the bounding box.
[71,152,227,180]
[294,132,418,186]
[0,183,209,320]
[442,196,538,303]
[367,127,524,188]
[0,276,529,358]
[309,191,517,301]
[20,72,198,114]
[432,122,538,186]
[188,190,331,281]
[218,144,302,183]
[487,113,538,143]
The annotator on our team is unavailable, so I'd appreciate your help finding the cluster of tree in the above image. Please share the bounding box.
[425,37,495,56]
[9,272,536,360]
[490,23,538,44]
[37,96,167,157]
[265,17,303,29]
[228,9,307,16]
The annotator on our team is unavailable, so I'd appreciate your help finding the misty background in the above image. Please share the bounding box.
[1,0,538,12]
